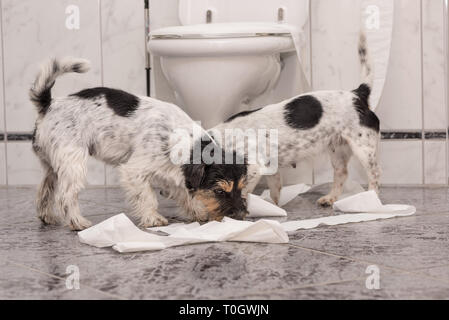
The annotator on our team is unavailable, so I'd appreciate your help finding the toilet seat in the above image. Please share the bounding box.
[150,22,291,39]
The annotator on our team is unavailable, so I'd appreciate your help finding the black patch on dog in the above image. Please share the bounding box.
[225,108,262,123]
[71,87,140,117]
[182,137,248,219]
[284,95,323,129]
[32,81,55,115]
[88,143,96,156]
[182,138,246,190]
[352,84,379,132]
[71,63,84,73]
[31,126,37,144]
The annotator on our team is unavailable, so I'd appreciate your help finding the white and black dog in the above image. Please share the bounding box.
[30,58,248,230]
[209,32,380,206]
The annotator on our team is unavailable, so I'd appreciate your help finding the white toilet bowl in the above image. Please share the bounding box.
[148,23,295,128]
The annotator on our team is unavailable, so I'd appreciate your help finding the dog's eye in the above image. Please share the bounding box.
[214,189,225,195]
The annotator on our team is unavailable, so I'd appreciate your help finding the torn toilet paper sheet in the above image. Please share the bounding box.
[247,193,287,217]
[259,183,312,207]
[78,214,288,253]
[79,190,415,253]
[281,190,416,232]
[255,180,363,214]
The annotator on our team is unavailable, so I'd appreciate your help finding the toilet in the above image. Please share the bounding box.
[148,22,296,128]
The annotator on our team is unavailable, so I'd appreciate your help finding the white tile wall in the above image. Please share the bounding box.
[424,141,447,185]
[149,0,181,30]
[105,165,121,186]
[101,0,146,95]
[0,4,4,134]
[0,3,4,186]
[2,0,103,132]
[280,160,313,186]
[310,0,361,91]
[0,0,448,186]
[379,140,423,185]
[6,142,42,185]
[376,0,422,130]
[316,140,427,186]
[422,0,446,130]
[86,158,105,186]
[0,142,5,185]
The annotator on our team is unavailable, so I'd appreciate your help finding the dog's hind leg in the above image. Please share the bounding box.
[265,171,282,205]
[344,130,381,194]
[54,148,91,230]
[243,164,263,196]
[317,142,352,207]
[36,159,59,225]
[119,163,168,228]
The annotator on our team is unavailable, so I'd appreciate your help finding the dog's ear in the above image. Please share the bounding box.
[182,163,206,191]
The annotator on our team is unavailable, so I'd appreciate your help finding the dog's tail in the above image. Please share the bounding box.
[29,57,90,115]
[358,31,373,90]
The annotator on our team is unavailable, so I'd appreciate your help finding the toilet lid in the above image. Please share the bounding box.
[150,22,292,39]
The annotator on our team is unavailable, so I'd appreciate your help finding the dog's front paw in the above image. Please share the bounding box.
[69,216,92,231]
[139,213,168,228]
[317,195,337,207]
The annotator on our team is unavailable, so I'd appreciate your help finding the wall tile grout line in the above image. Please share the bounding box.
[0,0,8,187]
[3,130,448,141]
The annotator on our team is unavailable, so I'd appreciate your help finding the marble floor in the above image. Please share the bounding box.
[1,184,449,300]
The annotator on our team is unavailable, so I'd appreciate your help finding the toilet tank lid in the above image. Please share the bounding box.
[150,22,293,39]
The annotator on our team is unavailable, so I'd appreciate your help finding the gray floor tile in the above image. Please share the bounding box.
[1,185,449,299]
[0,260,116,299]
[241,270,449,299]
[0,227,369,299]
[288,213,449,271]
[0,196,124,226]
[416,265,449,281]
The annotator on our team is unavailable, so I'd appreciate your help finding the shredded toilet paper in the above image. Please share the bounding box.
[78,183,416,253]
[79,214,288,253]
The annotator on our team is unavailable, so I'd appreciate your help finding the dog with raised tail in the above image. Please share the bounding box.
[209,32,380,206]
[30,57,248,230]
